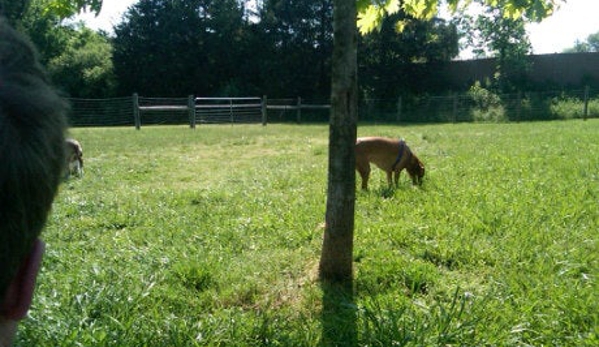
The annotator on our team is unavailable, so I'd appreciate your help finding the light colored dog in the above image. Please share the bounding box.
[65,138,83,178]
[355,137,425,190]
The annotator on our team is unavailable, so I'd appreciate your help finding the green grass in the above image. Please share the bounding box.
[19,121,598,346]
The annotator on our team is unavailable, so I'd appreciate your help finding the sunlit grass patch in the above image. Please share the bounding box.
[19,121,598,346]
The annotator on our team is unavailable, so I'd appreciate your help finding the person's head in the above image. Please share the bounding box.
[0,17,67,346]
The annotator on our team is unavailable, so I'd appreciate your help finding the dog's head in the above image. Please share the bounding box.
[407,155,425,185]
[65,139,83,177]
[66,139,82,160]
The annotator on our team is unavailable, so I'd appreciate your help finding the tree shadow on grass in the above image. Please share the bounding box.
[320,281,357,347]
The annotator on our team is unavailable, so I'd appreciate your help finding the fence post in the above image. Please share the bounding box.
[188,95,196,129]
[583,85,589,121]
[133,93,141,130]
[262,95,268,126]
[396,96,402,123]
[229,99,234,124]
[297,97,302,124]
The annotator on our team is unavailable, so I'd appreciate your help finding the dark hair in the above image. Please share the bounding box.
[0,17,67,297]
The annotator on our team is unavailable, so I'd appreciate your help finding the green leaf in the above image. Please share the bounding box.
[42,0,103,19]
[503,3,525,20]
[403,0,438,20]
[357,5,384,35]
[356,0,373,13]
[384,0,400,14]
[395,19,408,33]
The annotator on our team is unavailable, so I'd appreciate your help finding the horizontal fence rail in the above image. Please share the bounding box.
[194,97,263,126]
[265,97,331,123]
[66,88,598,128]
[134,95,193,129]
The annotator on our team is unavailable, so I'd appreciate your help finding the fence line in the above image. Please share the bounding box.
[68,97,134,127]
[194,97,264,127]
[67,89,597,128]
[133,94,194,130]
[266,97,331,123]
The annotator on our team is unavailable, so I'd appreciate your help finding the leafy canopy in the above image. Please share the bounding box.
[357,0,562,35]
[42,0,103,18]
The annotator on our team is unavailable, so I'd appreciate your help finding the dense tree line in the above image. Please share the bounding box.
[111,0,334,98]
[6,0,559,100]
[2,0,116,98]
[4,0,463,99]
[112,0,334,98]
[359,14,459,98]
[112,0,463,99]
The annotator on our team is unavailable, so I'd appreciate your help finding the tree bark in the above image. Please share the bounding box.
[319,0,358,284]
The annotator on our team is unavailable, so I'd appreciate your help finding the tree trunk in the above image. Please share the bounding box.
[319,0,358,284]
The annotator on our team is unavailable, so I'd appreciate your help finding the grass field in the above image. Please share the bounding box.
[19,120,598,346]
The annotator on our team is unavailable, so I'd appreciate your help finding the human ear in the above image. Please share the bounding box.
[0,240,45,321]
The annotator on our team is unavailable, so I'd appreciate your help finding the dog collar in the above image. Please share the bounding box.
[391,140,406,171]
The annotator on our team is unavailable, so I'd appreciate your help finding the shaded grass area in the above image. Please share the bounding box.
[19,121,598,346]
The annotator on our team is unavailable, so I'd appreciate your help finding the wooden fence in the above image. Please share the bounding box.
[67,89,596,128]
[132,94,330,129]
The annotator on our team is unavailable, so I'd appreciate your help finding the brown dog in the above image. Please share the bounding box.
[355,137,424,190]
[65,138,83,178]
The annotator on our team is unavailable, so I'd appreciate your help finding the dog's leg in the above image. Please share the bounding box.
[76,160,82,177]
[356,160,371,190]
[386,171,393,188]
[78,157,84,176]
[393,169,401,187]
